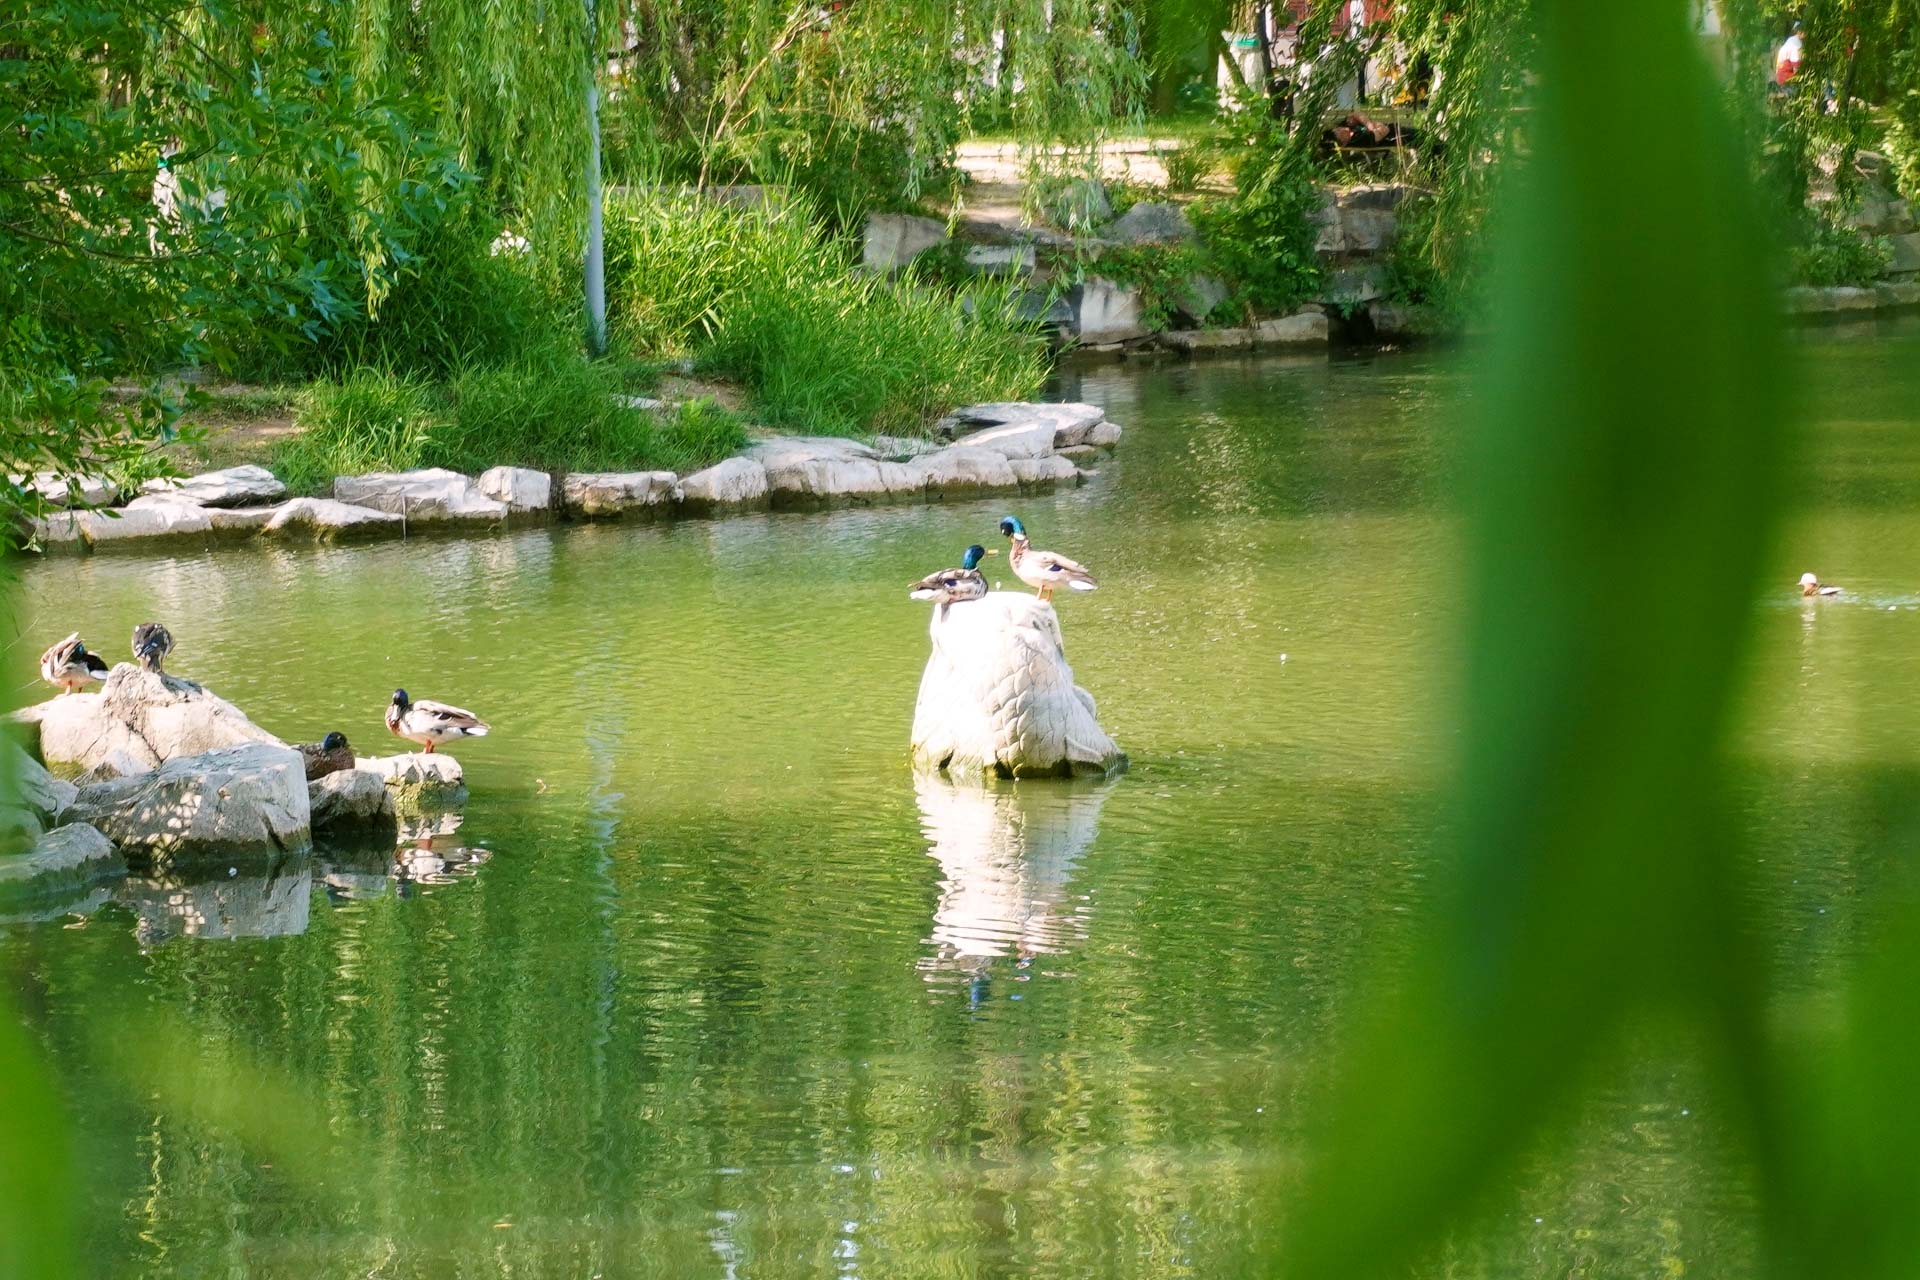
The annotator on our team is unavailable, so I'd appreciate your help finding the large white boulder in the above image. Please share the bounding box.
[63,743,311,868]
[21,665,284,775]
[40,503,214,549]
[561,471,681,518]
[309,768,397,830]
[862,212,949,273]
[745,438,923,507]
[334,468,507,523]
[141,464,285,508]
[677,457,770,513]
[477,466,552,513]
[908,446,1019,498]
[0,823,121,900]
[1073,278,1147,343]
[262,496,404,540]
[910,592,1125,778]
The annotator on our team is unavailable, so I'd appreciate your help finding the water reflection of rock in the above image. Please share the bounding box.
[120,856,312,944]
[90,812,493,939]
[915,772,1114,971]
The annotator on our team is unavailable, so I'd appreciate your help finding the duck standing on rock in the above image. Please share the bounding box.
[910,544,997,618]
[297,731,356,780]
[39,633,109,694]
[1800,572,1842,598]
[386,689,489,754]
[999,516,1097,602]
[131,622,174,673]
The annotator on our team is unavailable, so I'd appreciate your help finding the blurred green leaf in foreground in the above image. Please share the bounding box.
[1277,1,1920,1278]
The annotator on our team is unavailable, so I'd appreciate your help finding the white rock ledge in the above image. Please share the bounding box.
[14,400,1122,552]
[911,591,1126,779]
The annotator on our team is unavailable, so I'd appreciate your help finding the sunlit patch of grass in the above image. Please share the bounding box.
[603,191,1047,437]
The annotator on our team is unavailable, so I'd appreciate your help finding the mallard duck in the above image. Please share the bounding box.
[1800,572,1842,598]
[39,633,109,694]
[296,731,355,780]
[386,688,489,754]
[131,622,173,674]
[910,544,997,617]
[998,516,1097,602]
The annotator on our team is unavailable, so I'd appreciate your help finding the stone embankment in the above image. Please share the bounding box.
[2,664,465,900]
[862,170,1920,357]
[23,401,1122,555]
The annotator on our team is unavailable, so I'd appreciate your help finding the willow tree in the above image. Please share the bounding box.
[599,0,1147,219]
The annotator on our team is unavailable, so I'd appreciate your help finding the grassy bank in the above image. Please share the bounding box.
[604,191,1048,436]
[269,365,747,495]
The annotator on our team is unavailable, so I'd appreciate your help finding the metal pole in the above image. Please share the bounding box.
[584,0,607,356]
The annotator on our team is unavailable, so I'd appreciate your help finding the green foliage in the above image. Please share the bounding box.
[604,193,1047,435]
[1080,243,1218,332]
[1189,170,1325,315]
[273,362,748,492]
[1790,219,1893,288]
[434,365,748,476]
[1161,145,1210,194]
[275,371,441,494]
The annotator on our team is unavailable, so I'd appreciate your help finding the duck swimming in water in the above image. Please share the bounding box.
[998,516,1097,602]
[386,688,489,754]
[1800,572,1842,598]
[909,544,997,618]
[39,633,109,694]
[131,622,173,674]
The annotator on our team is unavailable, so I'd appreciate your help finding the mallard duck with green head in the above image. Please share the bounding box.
[998,516,1097,602]
[387,688,489,754]
[40,633,109,694]
[910,544,997,618]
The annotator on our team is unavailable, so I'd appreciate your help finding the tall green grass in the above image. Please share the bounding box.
[273,364,747,491]
[603,192,1047,436]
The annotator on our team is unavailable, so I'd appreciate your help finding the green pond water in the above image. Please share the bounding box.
[4,317,1919,1277]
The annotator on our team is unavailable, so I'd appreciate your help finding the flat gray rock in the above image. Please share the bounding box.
[334,468,508,523]
[1101,201,1196,244]
[64,743,311,868]
[141,464,285,508]
[262,497,404,539]
[0,823,121,900]
[477,466,552,513]
[561,470,681,518]
[309,769,397,830]
[677,457,769,512]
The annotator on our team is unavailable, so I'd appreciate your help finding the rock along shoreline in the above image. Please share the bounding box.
[21,401,1123,556]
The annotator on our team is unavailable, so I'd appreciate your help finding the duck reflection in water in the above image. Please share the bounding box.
[913,771,1115,985]
[318,813,491,904]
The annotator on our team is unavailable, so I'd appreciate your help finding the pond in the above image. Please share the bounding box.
[4,316,1918,1277]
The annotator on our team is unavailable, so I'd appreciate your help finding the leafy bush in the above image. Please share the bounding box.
[1161,145,1209,194]
[604,192,1047,435]
[1790,219,1892,288]
[1188,146,1325,315]
[1080,243,1221,331]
